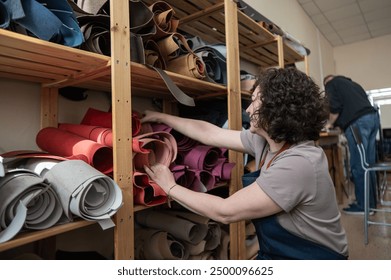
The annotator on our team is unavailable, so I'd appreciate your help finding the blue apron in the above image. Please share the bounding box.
[242,163,347,260]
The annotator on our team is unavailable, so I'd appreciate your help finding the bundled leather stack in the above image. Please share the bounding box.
[0,152,123,244]
[135,208,230,260]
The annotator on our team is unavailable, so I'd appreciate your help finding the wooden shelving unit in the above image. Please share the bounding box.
[0,0,306,259]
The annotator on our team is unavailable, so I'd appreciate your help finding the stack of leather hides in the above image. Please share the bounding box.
[0,151,123,244]
[135,209,230,260]
[34,107,142,177]
[0,0,83,47]
[144,123,235,194]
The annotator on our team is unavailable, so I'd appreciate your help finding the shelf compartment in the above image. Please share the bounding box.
[0,220,95,253]
[142,0,305,67]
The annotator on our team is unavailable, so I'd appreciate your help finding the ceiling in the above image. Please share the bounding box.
[297,0,391,46]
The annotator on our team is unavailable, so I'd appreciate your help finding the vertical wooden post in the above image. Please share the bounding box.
[110,0,134,260]
[277,35,285,68]
[40,87,58,128]
[224,0,246,260]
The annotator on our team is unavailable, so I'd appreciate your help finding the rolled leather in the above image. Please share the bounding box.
[136,210,208,245]
[0,169,63,243]
[36,127,113,175]
[44,159,123,229]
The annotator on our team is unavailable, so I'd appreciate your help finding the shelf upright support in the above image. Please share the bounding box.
[304,55,310,75]
[40,87,58,128]
[277,35,285,68]
[224,0,246,260]
[110,0,134,260]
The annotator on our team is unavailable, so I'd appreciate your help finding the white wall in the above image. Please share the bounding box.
[380,104,391,129]
[333,34,391,91]
[244,0,335,86]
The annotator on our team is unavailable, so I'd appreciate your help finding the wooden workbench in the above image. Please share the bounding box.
[318,129,348,204]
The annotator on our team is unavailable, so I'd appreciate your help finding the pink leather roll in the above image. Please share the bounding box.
[151,123,198,152]
[36,127,113,174]
[59,123,113,147]
[133,131,177,170]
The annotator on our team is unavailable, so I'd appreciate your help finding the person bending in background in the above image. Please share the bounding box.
[143,67,348,260]
[324,75,380,215]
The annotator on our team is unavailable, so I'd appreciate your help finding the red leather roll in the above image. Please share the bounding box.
[59,123,113,147]
[81,108,141,136]
[36,127,113,174]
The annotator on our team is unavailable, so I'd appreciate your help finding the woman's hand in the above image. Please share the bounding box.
[144,163,176,193]
[141,110,162,124]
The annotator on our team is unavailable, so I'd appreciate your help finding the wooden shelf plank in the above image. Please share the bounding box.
[0,221,95,253]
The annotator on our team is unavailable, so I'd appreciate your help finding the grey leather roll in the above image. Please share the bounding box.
[44,160,123,230]
[0,169,63,243]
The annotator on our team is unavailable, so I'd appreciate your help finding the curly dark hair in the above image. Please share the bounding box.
[251,67,329,144]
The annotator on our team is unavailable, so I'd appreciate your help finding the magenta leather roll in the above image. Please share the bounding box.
[59,123,113,147]
[133,171,167,206]
[182,145,221,170]
[211,158,235,181]
[187,168,215,192]
[36,127,113,174]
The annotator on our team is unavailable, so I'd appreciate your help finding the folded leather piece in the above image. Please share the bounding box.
[150,123,198,152]
[136,210,208,245]
[133,130,177,170]
[144,39,167,69]
[133,171,167,206]
[44,160,123,229]
[193,44,227,85]
[148,0,179,41]
[1,0,83,47]
[0,169,63,243]
[166,53,206,79]
[215,229,230,260]
[135,228,187,260]
[166,210,221,251]
[36,127,113,175]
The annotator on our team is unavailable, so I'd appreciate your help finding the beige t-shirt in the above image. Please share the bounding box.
[240,130,348,256]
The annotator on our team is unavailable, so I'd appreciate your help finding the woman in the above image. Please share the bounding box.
[142,67,348,260]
